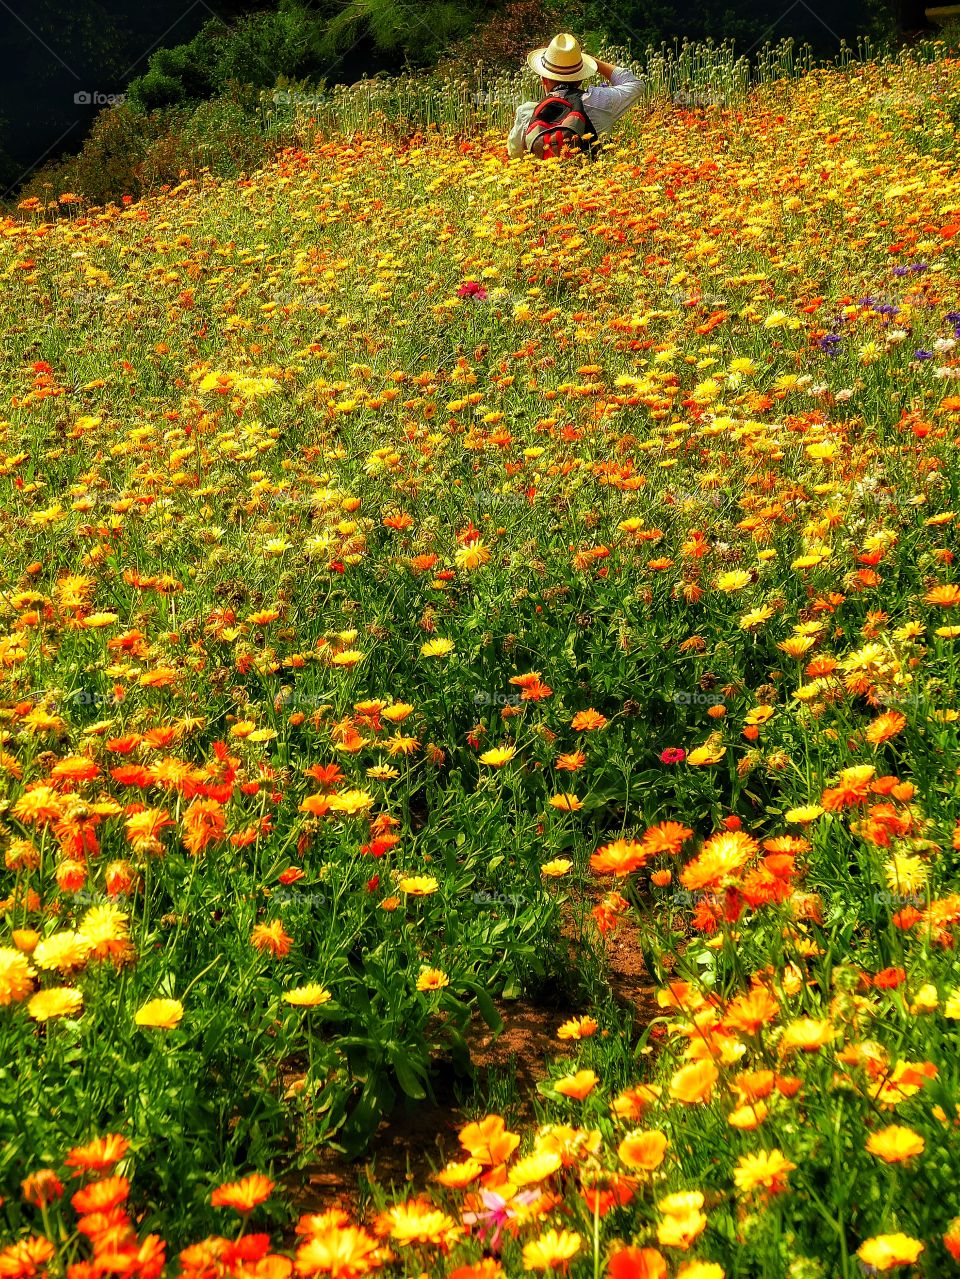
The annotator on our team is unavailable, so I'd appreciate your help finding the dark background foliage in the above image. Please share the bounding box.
[0,0,933,200]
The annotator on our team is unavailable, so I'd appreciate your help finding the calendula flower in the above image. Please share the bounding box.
[554,1069,599,1100]
[135,998,184,1029]
[479,746,516,766]
[522,1229,581,1271]
[398,875,439,896]
[618,1129,669,1170]
[0,948,35,1005]
[733,1149,796,1196]
[856,1234,924,1271]
[557,1015,598,1041]
[416,967,449,992]
[283,983,332,1007]
[865,1124,924,1163]
[251,921,294,957]
[421,638,455,658]
[28,986,83,1021]
[211,1173,275,1212]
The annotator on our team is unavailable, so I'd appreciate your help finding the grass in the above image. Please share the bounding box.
[2,44,960,1279]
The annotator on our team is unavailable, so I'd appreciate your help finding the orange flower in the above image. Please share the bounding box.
[865,711,906,746]
[617,1129,669,1171]
[555,750,587,771]
[865,1124,924,1163]
[590,839,649,876]
[554,1069,599,1099]
[723,986,779,1035]
[294,1223,380,1276]
[780,1018,834,1054]
[65,1134,130,1174]
[211,1173,275,1212]
[924,584,960,606]
[557,1015,599,1041]
[571,710,607,732]
[250,921,294,957]
[607,1247,667,1279]
[71,1175,130,1215]
[669,1060,718,1104]
[459,1115,520,1166]
[641,822,694,856]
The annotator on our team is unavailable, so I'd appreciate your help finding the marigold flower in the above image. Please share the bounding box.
[669,1058,718,1105]
[607,1247,667,1279]
[28,986,83,1021]
[211,1173,275,1212]
[733,1148,796,1196]
[522,1229,581,1271]
[416,967,449,992]
[856,1233,924,1271]
[865,1124,924,1163]
[617,1129,668,1170]
[398,875,438,896]
[557,1015,598,1041]
[134,998,184,1029]
[571,709,607,732]
[251,921,294,957]
[459,1114,520,1165]
[0,948,35,1005]
[284,983,333,1007]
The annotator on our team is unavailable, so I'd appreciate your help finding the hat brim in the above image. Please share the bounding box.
[527,46,598,81]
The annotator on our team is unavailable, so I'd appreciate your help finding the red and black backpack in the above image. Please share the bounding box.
[524,86,599,161]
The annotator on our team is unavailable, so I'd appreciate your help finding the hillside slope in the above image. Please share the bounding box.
[3,55,960,1274]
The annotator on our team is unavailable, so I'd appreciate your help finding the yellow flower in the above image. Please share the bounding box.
[522,1229,581,1271]
[548,793,582,811]
[715,570,752,592]
[784,804,824,824]
[398,875,439,897]
[421,638,455,658]
[866,1124,924,1163]
[0,947,35,1005]
[328,789,373,815]
[508,1150,562,1185]
[455,541,490,570]
[33,932,92,974]
[479,746,516,766]
[856,1234,924,1272]
[135,998,184,1029]
[416,968,449,992]
[28,987,83,1021]
[541,858,573,877]
[908,983,938,1015]
[283,983,333,1007]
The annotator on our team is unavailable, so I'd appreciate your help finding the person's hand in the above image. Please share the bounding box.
[594,57,615,80]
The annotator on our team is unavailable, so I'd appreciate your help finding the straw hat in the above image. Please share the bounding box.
[527,33,598,83]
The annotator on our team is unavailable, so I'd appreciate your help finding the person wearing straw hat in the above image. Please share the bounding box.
[507,33,644,159]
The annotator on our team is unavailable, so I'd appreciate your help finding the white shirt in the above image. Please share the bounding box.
[507,67,645,159]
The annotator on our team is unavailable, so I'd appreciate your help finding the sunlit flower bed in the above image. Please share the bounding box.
[4,53,960,1278]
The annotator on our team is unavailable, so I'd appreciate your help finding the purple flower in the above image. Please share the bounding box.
[945,311,960,323]
[914,350,933,360]
[818,334,842,355]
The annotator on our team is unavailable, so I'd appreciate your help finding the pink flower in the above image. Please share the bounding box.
[457,281,488,301]
[660,747,686,764]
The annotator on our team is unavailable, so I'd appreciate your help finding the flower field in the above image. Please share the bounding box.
[5,48,960,1279]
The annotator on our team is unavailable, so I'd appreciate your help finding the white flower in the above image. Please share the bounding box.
[835,388,855,401]
[933,337,956,353]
